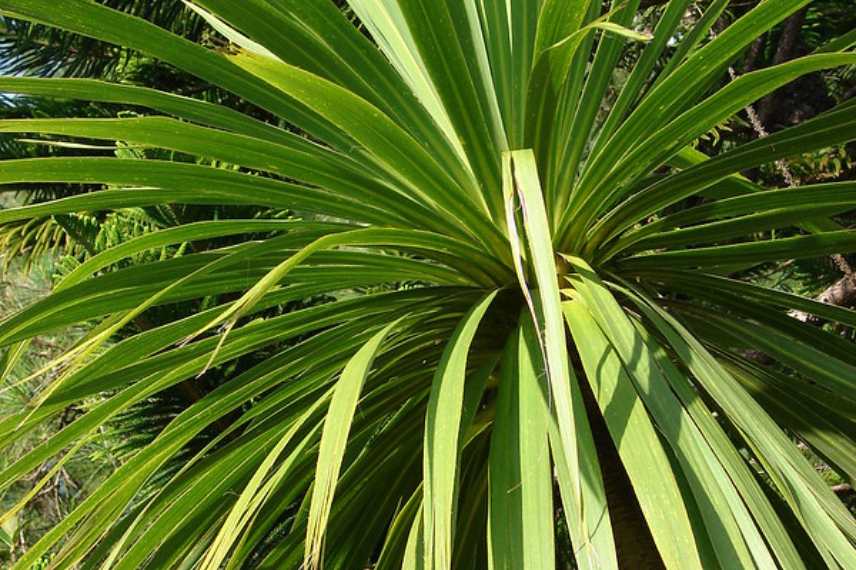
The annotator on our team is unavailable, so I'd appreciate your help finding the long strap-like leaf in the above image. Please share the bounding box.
[423,292,497,569]
[304,320,402,569]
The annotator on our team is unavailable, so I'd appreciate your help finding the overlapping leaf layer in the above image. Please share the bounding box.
[0,1,854,568]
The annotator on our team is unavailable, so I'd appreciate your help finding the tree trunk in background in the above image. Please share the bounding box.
[757,8,809,124]
[816,274,856,309]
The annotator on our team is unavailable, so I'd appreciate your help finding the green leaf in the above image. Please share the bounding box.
[1,1,855,566]
[397,0,507,218]
[622,288,856,568]
[562,278,705,569]
[0,76,296,144]
[572,0,814,215]
[0,117,447,233]
[609,181,856,256]
[567,53,856,250]
[565,257,783,569]
[423,292,497,570]
[631,269,856,329]
[503,149,616,569]
[587,99,856,251]
[0,158,382,224]
[551,0,641,223]
[304,320,401,569]
[228,49,506,257]
[589,0,692,157]
[488,317,555,570]
[620,229,856,271]
[0,0,347,146]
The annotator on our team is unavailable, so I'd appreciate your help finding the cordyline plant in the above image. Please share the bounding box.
[0,0,855,568]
